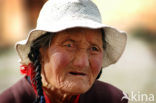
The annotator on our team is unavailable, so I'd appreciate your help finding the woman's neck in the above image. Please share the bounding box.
[41,74,78,103]
[43,87,77,103]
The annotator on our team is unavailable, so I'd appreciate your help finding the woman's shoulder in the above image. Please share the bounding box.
[0,76,35,103]
[79,80,128,103]
[93,80,125,96]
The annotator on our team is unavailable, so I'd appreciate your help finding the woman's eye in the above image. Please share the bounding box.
[91,46,99,52]
[65,44,72,47]
[63,41,74,48]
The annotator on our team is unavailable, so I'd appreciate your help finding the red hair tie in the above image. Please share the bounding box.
[20,63,34,76]
[20,63,37,94]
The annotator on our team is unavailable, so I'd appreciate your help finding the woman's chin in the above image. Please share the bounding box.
[59,79,92,95]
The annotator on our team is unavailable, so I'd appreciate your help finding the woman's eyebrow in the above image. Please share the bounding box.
[62,39,76,43]
[89,42,103,48]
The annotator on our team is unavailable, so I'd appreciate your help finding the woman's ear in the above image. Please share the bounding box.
[39,48,49,64]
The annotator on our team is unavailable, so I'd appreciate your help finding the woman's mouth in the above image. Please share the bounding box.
[69,71,86,76]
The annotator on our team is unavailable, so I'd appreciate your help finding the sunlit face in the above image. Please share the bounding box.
[40,28,103,94]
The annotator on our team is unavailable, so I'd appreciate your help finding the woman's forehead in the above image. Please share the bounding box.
[55,27,102,43]
[64,27,100,34]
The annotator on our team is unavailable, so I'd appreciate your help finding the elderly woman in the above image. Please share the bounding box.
[0,0,128,103]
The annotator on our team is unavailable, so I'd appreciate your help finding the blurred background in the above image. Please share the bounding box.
[0,0,156,102]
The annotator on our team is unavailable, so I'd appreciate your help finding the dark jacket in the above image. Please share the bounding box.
[0,77,128,103]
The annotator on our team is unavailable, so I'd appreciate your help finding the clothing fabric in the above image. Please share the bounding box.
[0,77,128,103]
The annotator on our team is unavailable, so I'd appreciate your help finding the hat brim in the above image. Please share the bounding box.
[16,22,127,68]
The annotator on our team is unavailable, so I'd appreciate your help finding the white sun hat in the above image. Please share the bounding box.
[16,0,127,68]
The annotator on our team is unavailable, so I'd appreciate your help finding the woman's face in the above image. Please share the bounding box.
[40,28,104,94]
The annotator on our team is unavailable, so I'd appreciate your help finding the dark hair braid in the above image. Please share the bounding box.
[28,46,45,103]
[28,32,54,103]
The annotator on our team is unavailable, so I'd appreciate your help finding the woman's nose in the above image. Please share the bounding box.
[72,51,89,69]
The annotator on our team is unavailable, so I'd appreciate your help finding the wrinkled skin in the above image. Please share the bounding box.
[40,27,104,102]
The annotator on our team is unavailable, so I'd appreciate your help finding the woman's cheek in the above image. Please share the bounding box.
[90,55,103,77]
[49,51,73,72]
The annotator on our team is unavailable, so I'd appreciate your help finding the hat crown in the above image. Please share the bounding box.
[15,0,127,67]
[36,0,102,30]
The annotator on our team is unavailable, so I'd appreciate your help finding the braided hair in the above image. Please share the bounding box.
[28,29,106,103]
[28,32,55,103]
